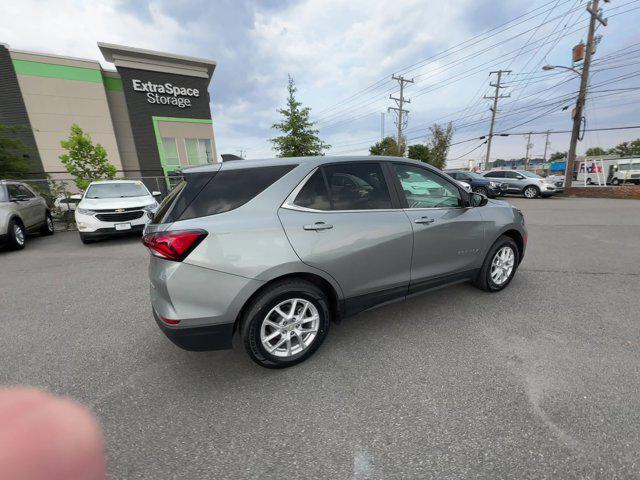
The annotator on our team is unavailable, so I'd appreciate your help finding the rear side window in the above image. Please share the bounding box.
[486,171,504,178]
[293,162,392,211]
[178,164,296,220]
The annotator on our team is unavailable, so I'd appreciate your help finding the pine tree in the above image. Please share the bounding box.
[271,76,330,157]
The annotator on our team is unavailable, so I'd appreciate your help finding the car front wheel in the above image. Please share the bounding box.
[475,236,519,292]
[473,186,489,197]
[523,186,539,198]
[7,219,26,250]
[242,279,330,368]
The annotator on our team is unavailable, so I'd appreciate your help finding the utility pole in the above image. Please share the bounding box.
[543,129,551,161]
[380,112,385,141]
[237,149,245,159]
[483,70,511,170]
[524,132,533,169]
[565,0,608,188]
[388,74,414,155]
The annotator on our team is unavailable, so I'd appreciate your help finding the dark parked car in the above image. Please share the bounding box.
[447,171,507,198]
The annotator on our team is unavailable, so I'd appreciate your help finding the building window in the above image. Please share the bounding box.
[161,137,180,166]
[185,138,213,165]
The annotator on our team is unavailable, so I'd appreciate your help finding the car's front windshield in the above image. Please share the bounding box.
[85,182,149,199]
[520,171,542,178]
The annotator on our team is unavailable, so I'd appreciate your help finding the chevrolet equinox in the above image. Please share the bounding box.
[143,156,526,368]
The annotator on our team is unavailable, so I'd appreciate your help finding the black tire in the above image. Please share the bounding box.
[611,178,620,186]
[474,235,519,292]
[586,177,593,185]
[40,211,54,236]
[473,186,489,197]
[241,279,331,368]
[523,185,539,199]
[7,219,26,250]
[79,233,93,244]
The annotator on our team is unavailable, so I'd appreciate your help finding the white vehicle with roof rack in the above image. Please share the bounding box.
[74,180,160,244]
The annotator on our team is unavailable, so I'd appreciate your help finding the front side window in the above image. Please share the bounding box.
[394,164,462,208]
[618,163,630,171]
[85,182,149,199]
[17,185,35,198]
[162,137,180,166]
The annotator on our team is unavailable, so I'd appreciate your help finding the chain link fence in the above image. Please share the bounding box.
[20,176,179,231]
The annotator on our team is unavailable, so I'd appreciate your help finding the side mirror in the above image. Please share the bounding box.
[470,192,488,207]
[151,191,162,196]
[70,194,82,200]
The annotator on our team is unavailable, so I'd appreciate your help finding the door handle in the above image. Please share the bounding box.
[303,222,334,231]
[414,217,435,225]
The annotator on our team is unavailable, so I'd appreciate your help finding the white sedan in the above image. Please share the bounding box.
[75,180,160,244]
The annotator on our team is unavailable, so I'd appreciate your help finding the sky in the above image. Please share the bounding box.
[1,0,639,168]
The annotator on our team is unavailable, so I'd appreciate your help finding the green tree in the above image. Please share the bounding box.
[608,139,640,157]
[270,76,330,157]
[407,143,432,163]
[0,124,32,178]
[427,122,454,169]
[370,136,403,156]
[549,151,566,161]
[59,124,116,190]
[585,147,606,156]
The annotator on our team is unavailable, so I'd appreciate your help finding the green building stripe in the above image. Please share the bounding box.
[12,59,102,83]
[151,116,213,175]
[102,75,123,91]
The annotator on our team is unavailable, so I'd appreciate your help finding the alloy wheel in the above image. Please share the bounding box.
[47,215,54,232]
[524,186,538,198]
[260,298,320,358]
[490,246,515,286]
[14,224,25,245]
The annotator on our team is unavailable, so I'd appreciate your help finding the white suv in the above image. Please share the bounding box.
[75,180,160,244]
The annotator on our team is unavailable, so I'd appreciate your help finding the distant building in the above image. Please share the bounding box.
[0,42,218,178]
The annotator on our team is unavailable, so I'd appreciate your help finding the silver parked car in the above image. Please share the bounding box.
[483,169,558,198]
[0,180,54,250]
[143,156,527,368]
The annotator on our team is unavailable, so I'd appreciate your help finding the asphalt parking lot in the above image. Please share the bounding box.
[1,196,639,479]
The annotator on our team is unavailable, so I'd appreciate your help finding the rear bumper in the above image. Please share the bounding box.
[153,309,234,351]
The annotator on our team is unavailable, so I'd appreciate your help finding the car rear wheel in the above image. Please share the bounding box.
[241,279,330,368]
[523,185,539,198]
[475,236,519,292]
[611,178,620,186]
[40,212,54,236]
[7,219,26,250]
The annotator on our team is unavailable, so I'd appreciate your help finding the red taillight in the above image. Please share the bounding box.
[142,230,207,262]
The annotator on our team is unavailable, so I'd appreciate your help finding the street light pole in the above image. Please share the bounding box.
[564,0,608,188]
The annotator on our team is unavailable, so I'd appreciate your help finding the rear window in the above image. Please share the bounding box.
[176,164,296,221]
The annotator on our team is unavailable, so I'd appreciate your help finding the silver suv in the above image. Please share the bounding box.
[0,180,54,250]
[483,169,558,198]
[143,157,527,368]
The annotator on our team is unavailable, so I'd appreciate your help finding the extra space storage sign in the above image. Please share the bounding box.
[131,79,199,108]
